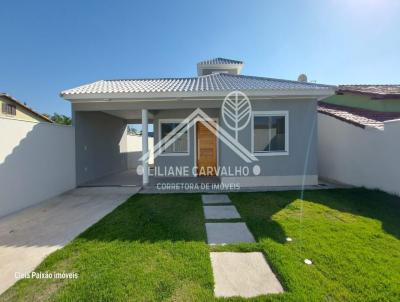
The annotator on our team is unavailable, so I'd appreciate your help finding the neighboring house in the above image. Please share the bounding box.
[0,93,53,123]
[318,85,400,196]
[318,85,400,129]
[61,58,335,187]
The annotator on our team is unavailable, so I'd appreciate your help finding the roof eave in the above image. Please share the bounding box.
[61,88,335,102]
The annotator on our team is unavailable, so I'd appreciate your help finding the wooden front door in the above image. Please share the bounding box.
[196,121,217,176]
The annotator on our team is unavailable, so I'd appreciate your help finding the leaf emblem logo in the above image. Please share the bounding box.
[222,91,252,140]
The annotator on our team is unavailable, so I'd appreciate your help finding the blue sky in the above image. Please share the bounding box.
[1,0,399,116]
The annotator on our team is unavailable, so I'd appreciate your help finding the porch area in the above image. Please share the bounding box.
[80,168,222,192]
[73,101,222,188]
[79,168,343,193]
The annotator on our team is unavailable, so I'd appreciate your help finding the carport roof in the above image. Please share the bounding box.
[61,73,335,97]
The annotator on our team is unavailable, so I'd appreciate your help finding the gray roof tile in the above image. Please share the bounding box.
[197,57,243,65]
[61,73,334,96]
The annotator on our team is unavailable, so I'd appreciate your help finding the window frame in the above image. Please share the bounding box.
[251,111,289,156]
[158,119,190,156]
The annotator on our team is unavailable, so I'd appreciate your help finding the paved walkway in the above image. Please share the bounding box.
[202,194,255,245]
[0,187,139,295]
[202,194,283,298]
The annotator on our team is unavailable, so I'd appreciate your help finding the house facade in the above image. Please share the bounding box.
[322,85,400,113]
[61,58,335,187]
[0,93,52,123]
[318,84,400,130]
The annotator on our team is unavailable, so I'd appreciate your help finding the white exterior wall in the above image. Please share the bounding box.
[0,118,76,217]
[127,134,154,168]
[318,113,400,196]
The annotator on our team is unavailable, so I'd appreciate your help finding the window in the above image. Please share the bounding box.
[2,103,16,116]
[159,121,189,154]
[252,112,288,155]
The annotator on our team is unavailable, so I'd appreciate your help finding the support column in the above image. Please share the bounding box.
[141,109,149,185]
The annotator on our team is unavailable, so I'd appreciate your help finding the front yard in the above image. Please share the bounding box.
[2,189,399,301]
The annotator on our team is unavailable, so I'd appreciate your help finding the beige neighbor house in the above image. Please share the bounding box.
[0,93,52,123]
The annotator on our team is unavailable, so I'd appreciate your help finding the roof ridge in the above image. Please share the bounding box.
[220,73,336,88]
[102,73,229,82]
[103,76,199,82]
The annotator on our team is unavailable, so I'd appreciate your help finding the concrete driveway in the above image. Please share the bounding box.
[0,186,139,295]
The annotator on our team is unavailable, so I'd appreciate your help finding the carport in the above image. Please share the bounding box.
[71,105,154,187]
[62,79,227,188]
[67,96,223,188]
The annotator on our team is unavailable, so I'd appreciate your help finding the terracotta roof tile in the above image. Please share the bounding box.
[318,102,400,130]
[337,85,400,99]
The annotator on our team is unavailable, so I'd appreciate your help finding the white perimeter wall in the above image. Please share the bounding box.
[127,134,154,168]
[0,118,76,217]
[318,113,400,196]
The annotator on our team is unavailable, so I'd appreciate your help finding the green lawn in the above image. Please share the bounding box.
[1,189,400,301]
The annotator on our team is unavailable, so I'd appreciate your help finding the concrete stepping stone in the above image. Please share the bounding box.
[210,252,284,298]
[205,223,255,244]
[203,205,241,220]
[202,194,231,204]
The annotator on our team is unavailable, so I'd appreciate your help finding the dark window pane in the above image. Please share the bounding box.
[254,116,270,152]
[253,115,286,152]
[2,104,16,116]
[268,116,285,151]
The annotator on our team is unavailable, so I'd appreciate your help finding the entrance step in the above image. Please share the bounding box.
[202,194,232,205]
[210,252,284,297]
[205,222,255,245]
[203,205,241,220]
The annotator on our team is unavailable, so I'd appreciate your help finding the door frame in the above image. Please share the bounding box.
[193,117,219,177]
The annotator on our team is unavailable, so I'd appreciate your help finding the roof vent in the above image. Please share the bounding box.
[197,57,244,76]
[298,74,308,82]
